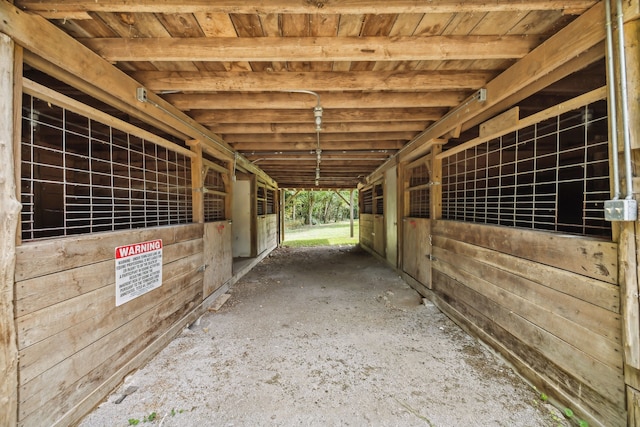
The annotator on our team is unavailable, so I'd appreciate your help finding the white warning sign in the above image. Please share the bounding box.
[115,239,163,306]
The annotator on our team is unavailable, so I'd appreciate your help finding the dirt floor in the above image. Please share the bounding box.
[80,246,569,427]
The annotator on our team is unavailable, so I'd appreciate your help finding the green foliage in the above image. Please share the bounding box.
[540,393,548,402]
[128,419,140,425]
[563,408,574,418]
[283,221,359,247]
[578,420,589,427]
[285,190,358,226]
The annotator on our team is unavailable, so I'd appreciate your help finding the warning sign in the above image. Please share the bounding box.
[115,239,163,306]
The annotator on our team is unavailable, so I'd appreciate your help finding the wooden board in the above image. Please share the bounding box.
[18,254,202,384]
[427,276,627,426]
[0,32,20,427]
[432,220,618,284]
[479,106,519,137]
[12,224,207,426]
[433,235,620,313]
[434,246,622,369]
[14,223,203,281]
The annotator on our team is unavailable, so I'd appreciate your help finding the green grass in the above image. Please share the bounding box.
[283,220,359,247]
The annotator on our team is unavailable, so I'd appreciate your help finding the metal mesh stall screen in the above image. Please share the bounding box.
[203,167,225,222]
[21,94,193,241]
[266,189,275,214]
[361,188,373,214]
[441,100,611,238]
[408,163,431,218]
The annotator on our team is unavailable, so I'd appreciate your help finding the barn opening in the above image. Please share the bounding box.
[1,2,639,427]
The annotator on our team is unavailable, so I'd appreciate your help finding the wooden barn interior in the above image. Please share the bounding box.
[1,1,640,425]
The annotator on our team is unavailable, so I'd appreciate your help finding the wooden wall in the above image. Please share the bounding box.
[203,220,232,298]
[257,214,278,255]
[359,214,374,251]
[359,213,385,257]
[402,219,624,426]
[14,224,207,427]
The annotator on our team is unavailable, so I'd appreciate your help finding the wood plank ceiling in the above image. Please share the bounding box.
[15,0,599,189]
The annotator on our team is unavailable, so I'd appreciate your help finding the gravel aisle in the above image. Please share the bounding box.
[80,246,567,427]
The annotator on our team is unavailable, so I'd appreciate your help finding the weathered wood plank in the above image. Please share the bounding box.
[431,265,624,406]
[203,221,232,298]
[13,0,598,14]
[82,35,541,62]
[434,246,623,369]
[433,235,620,313]
[0,32,20,427]
[15,224,202,281]
[15,238,202,316]
[19,279,203,425]
[131,70,495,92]
[402,217,431,287]
[479,106,519,137]
[48,280,205,427]
[432,220,618,284]
[16,246,203,350]
[17,254,203,384]
[428,273,627,426]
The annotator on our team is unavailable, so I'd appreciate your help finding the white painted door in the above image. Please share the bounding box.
[385,166,398,267]
[232,180,251,257]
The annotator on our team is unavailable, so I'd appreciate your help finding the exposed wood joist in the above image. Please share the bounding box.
[211,121,430,135]
[82,36,543,62]
[131,71,496,92]
[0,1,277,187]
[165,92,466,110]
[233,140,404,151]
[225,132,417,144]
[192,108,445,124]
[396,1,606,160]
[14,0,598,16]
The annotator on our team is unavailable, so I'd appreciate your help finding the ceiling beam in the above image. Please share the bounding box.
[396,1,607,162]
[224,132,417,144]
[14,0,598,16]
[211,121,429,134]
[192,108,445,124]
[82,36,542,62]
[0,2,277,186]
[233,141,404,151]
[132,71,496,92]
[166,92,467,110]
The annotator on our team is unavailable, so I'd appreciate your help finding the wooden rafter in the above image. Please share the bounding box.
[131,70,496,92]
[82,36,542,62]
[14,0,598,16]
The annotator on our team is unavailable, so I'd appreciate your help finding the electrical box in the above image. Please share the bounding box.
[136,87,148,103]
[604,199,638,221]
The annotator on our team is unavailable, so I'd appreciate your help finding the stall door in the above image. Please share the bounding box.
[385,167,398,267]
[402,217,432,289]
[203,221,232,298]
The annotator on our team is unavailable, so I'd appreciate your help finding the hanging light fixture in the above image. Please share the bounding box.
[284,90,323,187]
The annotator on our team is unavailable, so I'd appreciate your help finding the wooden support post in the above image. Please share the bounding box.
[396,162,405,270]
[13,45,22,246]
[279,190,285,244]
[622,5,640,426]
[0,33,20,427]
[431,145,443,220]
[224,159,234,221]
[349,190,355,238]
[187,140,204,223]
